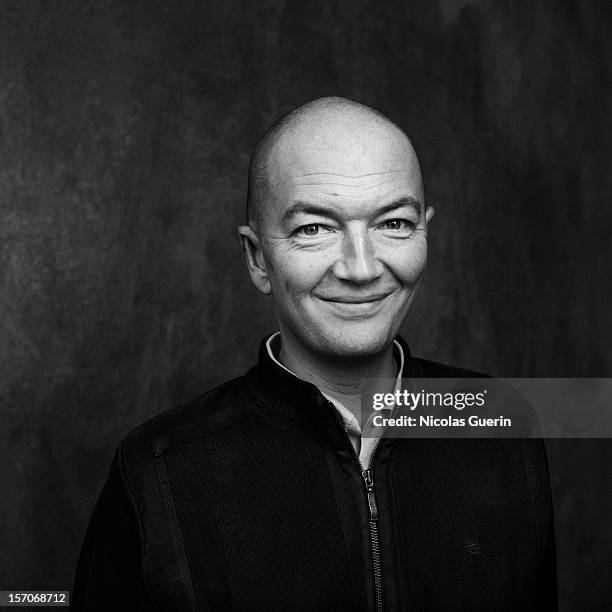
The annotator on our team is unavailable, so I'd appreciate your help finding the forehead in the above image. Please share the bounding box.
[264,119,423,218]
[273,116,416,172]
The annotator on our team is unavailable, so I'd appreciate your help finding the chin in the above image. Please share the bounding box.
[311,324,395,361]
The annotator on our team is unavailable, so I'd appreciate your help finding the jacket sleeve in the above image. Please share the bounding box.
[71,446,152,611]
[535,509,558,611]
[524,438,559,612]
[535,439,559,611]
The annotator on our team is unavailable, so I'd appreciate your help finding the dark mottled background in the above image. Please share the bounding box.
[1,0,610,608]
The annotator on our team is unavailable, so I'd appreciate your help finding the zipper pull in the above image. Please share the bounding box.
[363,469,378,521]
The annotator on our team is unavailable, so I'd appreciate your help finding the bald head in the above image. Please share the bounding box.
[246,97,423,230]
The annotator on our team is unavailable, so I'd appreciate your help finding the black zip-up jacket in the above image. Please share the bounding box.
[72,336,557,611]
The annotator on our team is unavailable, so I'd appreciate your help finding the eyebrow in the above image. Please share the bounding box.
[281,196,423,223]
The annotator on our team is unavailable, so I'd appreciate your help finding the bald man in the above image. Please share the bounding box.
[73,98,557,611]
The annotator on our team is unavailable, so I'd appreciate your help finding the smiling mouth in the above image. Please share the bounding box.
[315,293,393,317]
[317,292,392,304]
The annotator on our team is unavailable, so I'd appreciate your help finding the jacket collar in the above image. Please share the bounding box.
[243,333,416,437]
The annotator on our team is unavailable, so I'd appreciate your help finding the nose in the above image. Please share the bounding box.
[333,226,384,284]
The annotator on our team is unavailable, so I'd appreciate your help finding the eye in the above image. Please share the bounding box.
[378,219,416,232]
[299,224,321,236]
[294,223,334,238]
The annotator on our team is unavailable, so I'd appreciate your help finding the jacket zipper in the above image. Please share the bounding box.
[363,466,384,612]
[327,400,385,612]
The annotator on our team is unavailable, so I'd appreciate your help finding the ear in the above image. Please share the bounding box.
[237,225,272,295]
[425,205,435,225]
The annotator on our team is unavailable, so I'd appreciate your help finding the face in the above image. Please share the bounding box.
[241,116,434,362]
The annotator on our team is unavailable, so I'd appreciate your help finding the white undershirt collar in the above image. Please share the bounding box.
[265,332,405,468]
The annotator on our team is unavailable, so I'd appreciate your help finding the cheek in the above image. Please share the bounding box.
[275,253,328,294]
[384,241,428,284]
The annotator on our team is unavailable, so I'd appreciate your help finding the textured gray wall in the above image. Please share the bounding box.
[1,0,610,608]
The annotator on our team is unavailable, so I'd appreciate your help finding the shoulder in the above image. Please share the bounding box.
[117,375,263,466]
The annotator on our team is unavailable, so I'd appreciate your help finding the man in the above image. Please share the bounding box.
[72,97,557,610]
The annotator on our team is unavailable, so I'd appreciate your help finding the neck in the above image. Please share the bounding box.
[277,330,397,419]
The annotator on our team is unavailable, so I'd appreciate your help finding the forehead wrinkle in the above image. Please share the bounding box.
[296,170,403,179]
[293,173,407,188]
[360,178,398,191]
[314,191,368,199]
[295,181,363,187]
[282,195,423,223]
[293,176,404,194]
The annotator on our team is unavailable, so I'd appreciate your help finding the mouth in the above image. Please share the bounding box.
[315,292,393,317]
[320,293,391,304]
